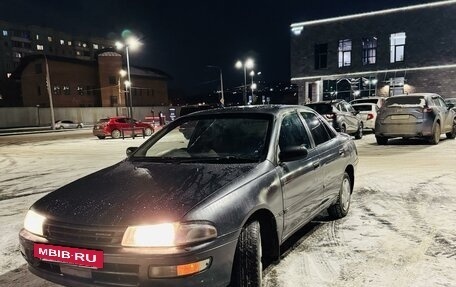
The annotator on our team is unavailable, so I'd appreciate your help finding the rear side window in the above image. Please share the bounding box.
[301,112,332,146]
[279,113,312,150]
[306,104,333,115]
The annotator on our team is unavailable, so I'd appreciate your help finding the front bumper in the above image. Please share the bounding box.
[19,228,238,287]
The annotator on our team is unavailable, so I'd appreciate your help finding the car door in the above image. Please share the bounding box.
[436,97,452,132]
[300,111,346,205]
[276,111,322,239]
[343,101,360,133]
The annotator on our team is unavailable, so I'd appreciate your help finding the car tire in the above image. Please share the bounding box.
[59,126,64,129]
[97,136,105,139]
[376,136,388,145]
[328,172,352,219]
[354,122,363,139]
[429,122,440,145]
[111,129,121,139]
[231,220,262,287]
[77,124,82,129]
[445,120,456,139]
[144,127,153,136]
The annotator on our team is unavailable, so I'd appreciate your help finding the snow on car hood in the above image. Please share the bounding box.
[31,160,258,226]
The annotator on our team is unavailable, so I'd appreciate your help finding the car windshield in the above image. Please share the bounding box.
[385,96,426,107]
[131,115,272,163]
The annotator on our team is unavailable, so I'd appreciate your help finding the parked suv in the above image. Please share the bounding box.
[350,96,386,108]
[375,93,456,145]
[92,116,154,139]
[306,100,364,139]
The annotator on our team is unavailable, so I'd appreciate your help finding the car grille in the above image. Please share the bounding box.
[38,261,140,287]
[44,220,126,247]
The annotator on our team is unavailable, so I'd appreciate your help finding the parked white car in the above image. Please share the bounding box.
[352,103,378,131]
[54,120,83,129]
[350,96,386,108]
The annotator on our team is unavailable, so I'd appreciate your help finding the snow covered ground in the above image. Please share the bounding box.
[0,131,455,286]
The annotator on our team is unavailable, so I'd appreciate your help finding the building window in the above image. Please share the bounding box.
[76,41,81,47]
[389,77,405,96]
[338,39,352,67]
[36,34,39,40]
[83,51,90,57]
[314,43,328,70]
[390,32,406,63]
[53,85,61,95]
[37,86,41,96]
[68,41,72,46]
[60,39,64,45]
[77,86,84,96]
[93,43,98,49]
[63,85,70,95]
[86,85,91,95]
[48,36,52,42]
[108,76,117,85]
[35,63,42,74]
[82,43,87,48]
[13,52,22,58]
[362,37,377,65]
[36,44,44,50]
[6,73,11,78]
[76,51,81,56]
[110,96,118,106]
[2,30,8,36]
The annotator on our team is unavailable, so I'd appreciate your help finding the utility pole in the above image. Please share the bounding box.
[44,56,56,130]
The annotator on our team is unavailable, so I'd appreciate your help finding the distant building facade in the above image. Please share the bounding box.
[16,52,170,108]
[0,20,170,107]
[290,0,456,104]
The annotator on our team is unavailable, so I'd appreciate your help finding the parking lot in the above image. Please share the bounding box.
[0,130,455,286]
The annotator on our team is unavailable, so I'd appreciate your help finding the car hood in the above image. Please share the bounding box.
[32,160,258,226]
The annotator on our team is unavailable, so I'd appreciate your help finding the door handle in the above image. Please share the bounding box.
[312,162,320,169]
[339,148,345,156]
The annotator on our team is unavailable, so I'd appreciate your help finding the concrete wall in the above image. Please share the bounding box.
[0,106,181,128]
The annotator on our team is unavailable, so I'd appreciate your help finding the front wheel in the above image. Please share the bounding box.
[328,172,352,219]
[446,120,456,139]
[111,129,121,139]
[354,122,363,139]
[144,127,153,136]
[231,221,262,287]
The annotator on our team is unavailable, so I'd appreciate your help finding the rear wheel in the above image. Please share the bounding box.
[429,123,440,145]
[376,136,388,145]
[354,122,363,139]
[446,120,456,139]
[231,221,262,287]
[144,127,153,136]
[111,129,121,139]
[328,172,352,219]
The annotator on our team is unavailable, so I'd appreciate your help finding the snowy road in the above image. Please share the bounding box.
[0,131,455,286]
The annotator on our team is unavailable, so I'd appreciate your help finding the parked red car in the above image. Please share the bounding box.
[92,116,154,139]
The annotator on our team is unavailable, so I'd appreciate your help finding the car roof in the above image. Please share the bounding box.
[180,105,315,117]
[390,93,440,98]
[351,102,377,106]
[306,99,344,105]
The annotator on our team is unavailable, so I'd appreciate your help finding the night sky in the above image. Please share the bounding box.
[0,0,437,97]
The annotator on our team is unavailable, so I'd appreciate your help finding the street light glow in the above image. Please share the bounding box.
[119,70,127,77]
[249,70,255,76]
[126,37,141,50]
[251,83,257,90]
[245,58,254,69]
[124,80,131,87]
[235,60,242,69]
[115,41,124,50]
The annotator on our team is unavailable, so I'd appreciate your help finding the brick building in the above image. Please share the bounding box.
[290,0,456,104]
[16,51,170,108]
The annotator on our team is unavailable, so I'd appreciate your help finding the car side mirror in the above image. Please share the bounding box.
[126,147,138,156]
[279,145,308,162]
[447,103,455,110]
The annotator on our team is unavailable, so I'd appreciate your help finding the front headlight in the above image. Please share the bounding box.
[24,209,46,236]
[121,222,217,247]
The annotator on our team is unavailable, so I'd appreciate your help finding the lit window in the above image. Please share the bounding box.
[338,39,352,67]
[362,37,377,65]
[36,34,39,40]
[14,52,22,58]
[76,51,81,56]
[63,85,70,95]
[36,44,44,50]
[68,41,72,46]
[6,73,11,78]
[3,30,8,36]
[76,41,81,47]
[60,39,64,45]
[390,32,406,63]
[82,43,87,48]
[77,86,84,95]
[53,85,61,95]
[93,43,98,49]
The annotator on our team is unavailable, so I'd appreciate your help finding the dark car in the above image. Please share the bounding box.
[20,105,358,287]
[54,120,83,129]
[306,100,364,139]
[92,116,154,139]
[375,93,456,145]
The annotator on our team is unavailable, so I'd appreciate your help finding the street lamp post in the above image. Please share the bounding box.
[207,65,225,106]
[116,36,141,119]
[235,58,254,105]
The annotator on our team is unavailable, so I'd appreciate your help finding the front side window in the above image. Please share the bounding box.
[362,37,377,65]
[390,32,406,63]
[338,39,352,67]
[279,113,312,151]
[301,112,332,146]
[314,43,328,69]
